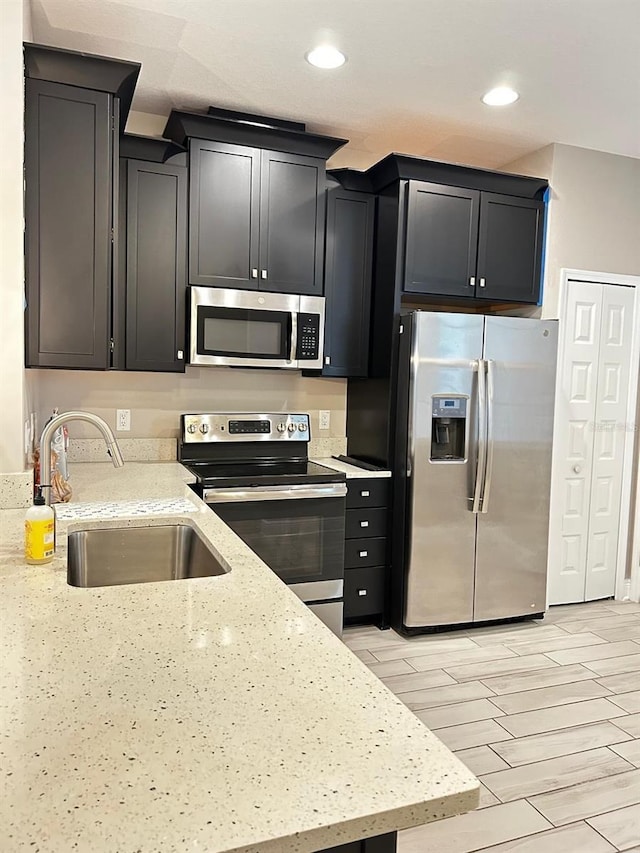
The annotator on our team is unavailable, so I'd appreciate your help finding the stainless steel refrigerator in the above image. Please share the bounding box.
[398,311,558,629]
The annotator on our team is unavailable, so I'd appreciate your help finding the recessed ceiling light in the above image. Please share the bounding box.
[306,45,346,70]
[482,86,519,106]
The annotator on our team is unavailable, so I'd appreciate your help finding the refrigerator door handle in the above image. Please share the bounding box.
[472,359,487,513]
[480,358,495,513]
[406,318,419,478]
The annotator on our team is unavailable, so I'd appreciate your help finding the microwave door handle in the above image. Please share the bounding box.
[289,312,298,364]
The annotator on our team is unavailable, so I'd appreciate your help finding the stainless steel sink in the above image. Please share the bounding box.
[67,524,228,588]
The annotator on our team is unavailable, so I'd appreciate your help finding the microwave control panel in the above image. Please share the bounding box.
[296,313,320,360]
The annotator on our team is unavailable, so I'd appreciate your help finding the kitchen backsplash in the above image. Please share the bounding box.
[31,367,347,453]
[67,435,347,463]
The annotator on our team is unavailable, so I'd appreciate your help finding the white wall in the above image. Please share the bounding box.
[0,0,29,473]
[503,144,640,318]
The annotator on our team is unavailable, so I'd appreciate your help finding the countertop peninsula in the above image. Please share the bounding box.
[0,462,478,852]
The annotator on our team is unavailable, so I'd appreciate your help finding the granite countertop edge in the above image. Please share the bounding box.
[0,461,478,853]
[311,457,392,479]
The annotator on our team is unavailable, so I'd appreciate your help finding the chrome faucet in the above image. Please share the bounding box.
[39,411,125,505]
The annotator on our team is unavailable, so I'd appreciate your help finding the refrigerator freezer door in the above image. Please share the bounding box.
[404,312,484,628]
[474,317,558,621]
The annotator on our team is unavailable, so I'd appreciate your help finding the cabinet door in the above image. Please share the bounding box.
[323,189,375,377]
[476,193,544,303]
[259,150,325,295]
[189,140,260,289]
[125,161,187,372]
[25,80,113,368]
[404,181,479,297]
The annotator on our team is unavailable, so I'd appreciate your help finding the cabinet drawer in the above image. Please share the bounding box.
[344,567,385,618]
[345,508,387,539]
[344,537,387,569]
[346,479,389,509]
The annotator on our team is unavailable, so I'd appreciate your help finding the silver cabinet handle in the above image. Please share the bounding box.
[360,520,369,528]
[472,359,487,514]
[479,278,486,288]
[177,350,184,360]
[359,550,368,558]
[361,490,370,497]
[573,464,582,474]
[261,270,268,279]
[469,277,476,287]
[481,359,495,514]
[357,589,368,596]
[251,268,258,278]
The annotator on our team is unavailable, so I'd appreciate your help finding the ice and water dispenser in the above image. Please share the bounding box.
[430,396,467,461]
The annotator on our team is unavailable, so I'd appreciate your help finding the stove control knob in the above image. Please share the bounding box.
[199,423,209,434]
[299,423,308,432]
[187,424,197,434]
[277,422,287,433]
[287,423,297,433]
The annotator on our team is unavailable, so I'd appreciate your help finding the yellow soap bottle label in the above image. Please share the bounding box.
[25,519,55,561]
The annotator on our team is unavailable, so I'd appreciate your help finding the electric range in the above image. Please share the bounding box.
[179,413,346,636]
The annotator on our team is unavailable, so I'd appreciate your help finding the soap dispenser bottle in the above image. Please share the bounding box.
[25,489,55,565]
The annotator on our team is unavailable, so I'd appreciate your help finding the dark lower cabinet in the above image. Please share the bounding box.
[322,187,375,377]
[476,193,544,303]
[324,831,397,852]
[345,566,386,619]
[189,141,325,295]
[25,79,116,368]
[124,160,187,372]
[343,478,391,627]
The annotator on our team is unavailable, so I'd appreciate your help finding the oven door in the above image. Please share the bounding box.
[204,484,346,594]
[190,286,297,368]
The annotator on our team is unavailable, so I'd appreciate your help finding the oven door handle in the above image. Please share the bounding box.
[203,483,347,503]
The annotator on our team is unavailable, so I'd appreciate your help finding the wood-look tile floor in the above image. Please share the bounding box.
[344,601,640,853]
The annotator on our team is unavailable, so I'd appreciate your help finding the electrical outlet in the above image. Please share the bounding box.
[319,410,331,431]
[116,409,131,432]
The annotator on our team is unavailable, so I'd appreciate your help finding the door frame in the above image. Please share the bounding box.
[549,268,640,604]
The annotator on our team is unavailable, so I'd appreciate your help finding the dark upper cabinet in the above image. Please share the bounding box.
[404,183,479,298]
[124,160,187,372]
[476,193,544,303]
[24,44,141,371]
[25,79,115,369]
[189,140,260,289]
[402,180,544,304]
[189,141,325,295]
[259,150,325,294]
[322,187,375,377]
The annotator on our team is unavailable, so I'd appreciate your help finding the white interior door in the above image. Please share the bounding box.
[549,281,635,604]
[585,285,635,599]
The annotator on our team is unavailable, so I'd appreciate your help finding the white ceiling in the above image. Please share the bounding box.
[30,0,640,170]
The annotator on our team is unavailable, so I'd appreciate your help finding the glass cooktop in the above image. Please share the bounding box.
[184,459,345,489]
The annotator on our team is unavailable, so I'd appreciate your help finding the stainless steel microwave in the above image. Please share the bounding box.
[189,287,325,370]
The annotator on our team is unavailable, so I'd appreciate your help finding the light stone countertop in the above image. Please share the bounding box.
[311,457,392,479]
[0,461,478,853]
